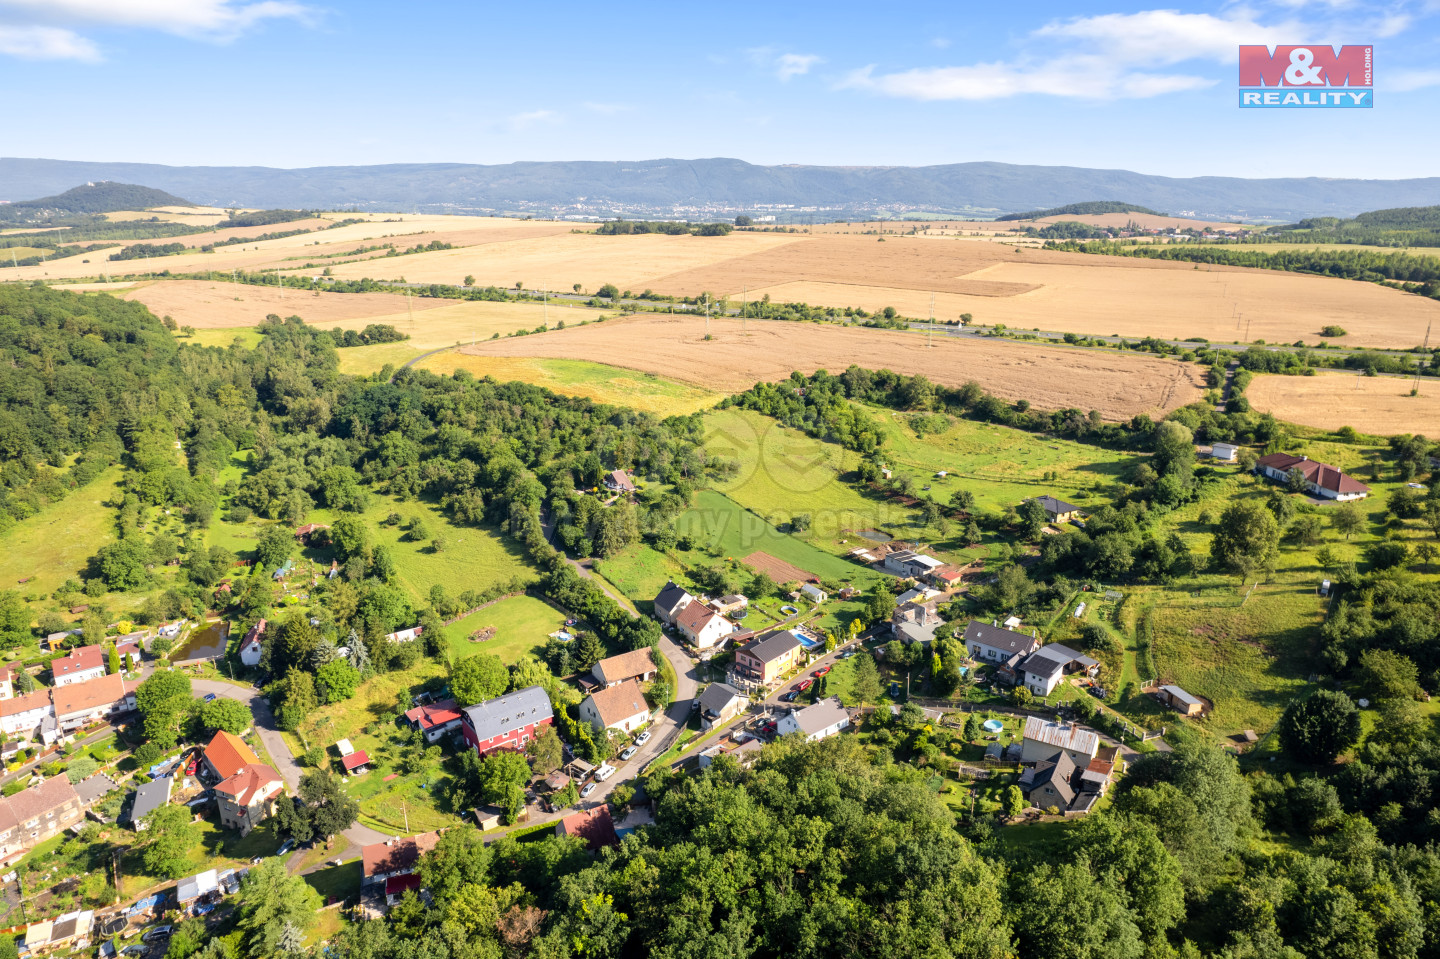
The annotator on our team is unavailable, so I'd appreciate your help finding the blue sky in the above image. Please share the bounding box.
[2,0,1437,178]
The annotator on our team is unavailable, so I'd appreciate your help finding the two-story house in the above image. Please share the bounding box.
[591,649,658,689]
[0,777,83,865]
[201,730,261,784]
[1020,717,1100,766]
[1018,643,1100,697]
[362,831,441,905]
[214,763,284,836]
[52,674,136,732]
[652,582,695,626]
[459,686,553,758]
[732,631,805,687]
[51,646,107,686]
[404,699,464,743]
[239,619,267,667]
[0,690,52,739]
[675,602,734,650]
[578,680,650,736]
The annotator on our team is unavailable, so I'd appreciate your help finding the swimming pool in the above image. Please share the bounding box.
[791,630,822,650]
[983,719,1004,733]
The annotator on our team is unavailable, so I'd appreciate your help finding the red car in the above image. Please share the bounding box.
[184,759,197,776]
[812,666,831,678]
[795,679,814,692]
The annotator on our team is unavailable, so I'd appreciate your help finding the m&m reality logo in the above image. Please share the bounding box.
[1238,45,1373,108]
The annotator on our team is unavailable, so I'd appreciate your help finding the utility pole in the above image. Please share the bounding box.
[1415,320,1432,395]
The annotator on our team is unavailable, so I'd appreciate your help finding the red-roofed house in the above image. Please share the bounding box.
[214,763,283,835]
[239,620,267,668]
[404,699,463,743]
[52,674,136,732]
[1255,453,1370,501]
[675,602,733,650]
[51,647,106,687]
[362,831,441,898]
[578,679,650,735]
[202,731,260,783]
[556,806,619,852]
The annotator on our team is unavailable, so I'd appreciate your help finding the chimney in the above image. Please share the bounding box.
[1300,455,1307,461]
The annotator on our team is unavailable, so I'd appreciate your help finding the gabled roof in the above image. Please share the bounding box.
[652,581,693,618]
[1027,749,1078,806]
[0,689,52,718]
[1034,495,1080,515]
[404,698,462,730]
[962,621,1040,655]
[1022,717,1100,757]
[791,697,848,736]
[214,763,282,805]
[73,773,119,807]
[362,831,441,879]
[583,679,648,727]
[127,777,172,824]
[52,674,131,717]
[204,730,260,781]
[52,646,105,680]
[557,806,619,851]
[1160,684,1203,707]
[1,776,79,828]
[675,601,721,635]
[341,751,371,770]
[1022,643,1098,679]
[594,648,657,686]
[461,685,553,743]
[738,630,802,664]
[697,682,743,716]
[241,619,266,650]
[606,469,637,491]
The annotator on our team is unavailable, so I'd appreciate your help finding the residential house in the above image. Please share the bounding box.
[712,594,748,615]
[800,584,828,604]
[927,565,966,589]
[896,585,941,607]
[775,697,850,742]
[362,832,441,905]
[459,685,554,758]
[43,629,81,651]
[214,763,283,835]
[0,663,18,700]
[652,581,695,626]
[176,869,220,907]
[50,646,106,686]
[293,523,330,544]
[1018,644,1100,698]
[26,910,94,954]
[1157,684,1206,717]
[892,600,942,644]
[72,773,119,810]
[113,637,143,670]
[52,674,136,732]
[698,737,763,769]
[1255,452,1370,501]
[126,777,172,830]
[385,626,423,644]
[404,699,463,743]
[0,689,51,738]
[603,469,637,494]
[1032,495,1082,523]
[1021,717,1100,765]
[591,648,658,689]
[1018,748,1110,816]
[201,730,260,783]
[883,550,944,579]
[962,621,1041,679]
[1211,442,1239,462]
[556,806,620,852]
[238,619,267,668]
[675,602,733,650]
[732,630,805,687]
[472,805,504,831]
[696,682,746,730]
[0,777,84,864]
[579,679,650,735]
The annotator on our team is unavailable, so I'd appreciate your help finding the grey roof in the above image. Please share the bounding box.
[176,869,218,902]
[895,620,938,644]
[1161,685,1203,707]
[461,685,553,744]
[740,630,802,664]
[1035,495,1080,515]
[74,773,119,807]
[653,582,692,618]
[128,777,173,824]
[1023,717,1100,756]
[698,682,743,716]
[1026,749,1078,805]
[962,621,1038,655]
[1024,643,1098,677]
[792,697,849,736]
[1024,654,1066,679]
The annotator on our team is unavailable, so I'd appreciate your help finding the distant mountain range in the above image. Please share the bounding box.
[3,156,1439,222]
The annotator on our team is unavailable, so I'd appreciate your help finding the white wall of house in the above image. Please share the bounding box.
[54,667,105,688]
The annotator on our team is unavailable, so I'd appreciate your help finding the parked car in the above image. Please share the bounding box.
[330,859,345,868]
[796,679,814,692]
[580,782,597,798]
[759,721,777,735]
[596,763,616,782]
[888,682,901,698]
[277,839,295,856]
[812,666,831,677]
[203,694,216,703]
[690,698,701,711]
[619,746,638,760]
[121,946,148,957]
[839,650,856,660]
[779,691,798,703]
[142,926,173,942]
[635,730,652,746]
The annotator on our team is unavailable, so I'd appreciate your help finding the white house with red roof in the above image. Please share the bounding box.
[50,647,106,687]
[675,602,734,650]
[239,619,267,668]
[404,698,463,743]
[1255,452,1370,501]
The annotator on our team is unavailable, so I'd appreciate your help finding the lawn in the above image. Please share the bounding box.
[186,328,265,351]
[420,356,722,417]
[591,543,686,605]
[303,859,360,904]
[439,594,569,666]
[675,489,879,586]
[0,468,125,604]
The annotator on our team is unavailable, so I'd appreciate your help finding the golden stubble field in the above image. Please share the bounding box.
[1246,372,1440,435]
[456,313,1205,421]
[118,280,452,328]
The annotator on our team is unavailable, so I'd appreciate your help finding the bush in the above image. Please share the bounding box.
[1319,325,1348,337]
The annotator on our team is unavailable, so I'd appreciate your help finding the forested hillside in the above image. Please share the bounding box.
[0,181,191,222]
[996,200,1163,221]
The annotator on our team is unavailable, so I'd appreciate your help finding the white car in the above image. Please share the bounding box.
[634,730,652,746]
[596,763,617,782]
[620,746,638,760]
[580,782,597,798]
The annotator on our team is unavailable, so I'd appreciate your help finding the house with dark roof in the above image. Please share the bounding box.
[202,731,260,783]
[556,806,619,852]
[1032,495,1082,523]
[1018,644,1099,697]
[651,581,694,626]
[214,764,283,835]
[579,679,650,735]
[127,777,173,830]
[459,685,553,758]
[732,630,805,687]
[73,773,119,809]
[1018,747,1109,816]
[893,599,942,644]
[697,682,746,730]
[591,649,658,688]
[1255,452,1370,501]
[404,698,463,743]
[962,621,1041,682]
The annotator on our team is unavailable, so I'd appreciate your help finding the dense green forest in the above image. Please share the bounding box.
[1261,205,1440,247]
[0,182,192,221]
[594,220,733,236]
[996,201,1163,221]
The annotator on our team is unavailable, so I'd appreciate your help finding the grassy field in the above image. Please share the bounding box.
[592,543,686,605]
[0,468,124,604]
[185,327,265,350]
[439,594,569,665]
[294,660,445,752]
[337,342,429,375]
[417,355,723,417]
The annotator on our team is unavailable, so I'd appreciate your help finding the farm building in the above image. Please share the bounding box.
[1157,684,1206,717]
[1254,452,1369,501]
[460,685,554,757]
[1032,495,1081,523]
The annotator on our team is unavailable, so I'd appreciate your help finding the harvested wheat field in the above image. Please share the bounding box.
[458,314,1205,420]
[103,205,236,226]
[118,280,452,328]
[738,262,1440,348]
[1246,372,1440,435]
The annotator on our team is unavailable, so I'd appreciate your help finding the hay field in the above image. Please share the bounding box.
[739,261,1440,348]
[458,314,1204,420]
[115,218,332,249]
[103,205,235,225]
[415,355,721,415]
[118,280,452,328]
[1246,372,1440,435]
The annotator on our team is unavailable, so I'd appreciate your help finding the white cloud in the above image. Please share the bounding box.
[1034,10,1284,64]
[1392,68,1440,90]
[774,52,822,80]
[0,0,314,38]
[0,23,97,59]
[508,109,560,130]
[930,37,951,49]
[842,56,1214,101]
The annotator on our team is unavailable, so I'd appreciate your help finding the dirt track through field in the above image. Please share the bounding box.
[457,314,1205,421]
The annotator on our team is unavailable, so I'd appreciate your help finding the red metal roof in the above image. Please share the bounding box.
[341,750,371,770]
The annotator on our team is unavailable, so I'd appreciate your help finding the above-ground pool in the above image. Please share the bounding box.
[779,605,799,616]
[983,719,1005,733]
